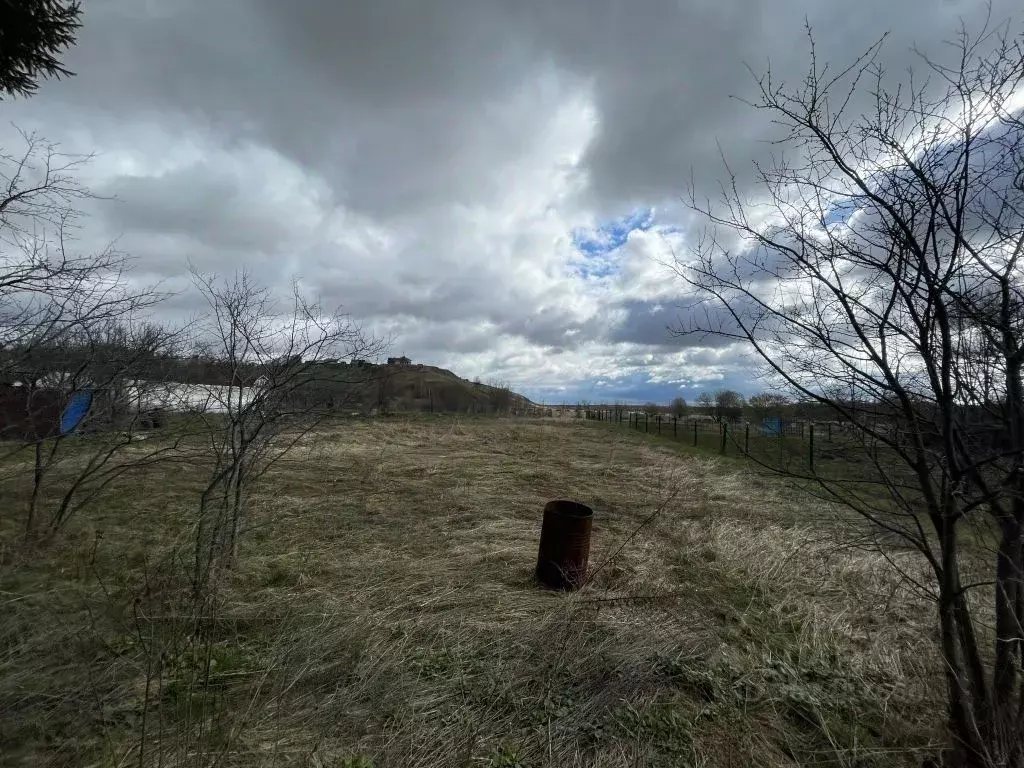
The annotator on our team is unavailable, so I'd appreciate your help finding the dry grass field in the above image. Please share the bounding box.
[1,417,946,767]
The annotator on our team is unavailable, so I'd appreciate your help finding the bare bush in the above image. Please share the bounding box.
[187,268,382,596]
[0,132,176,540]
[485,377,514,414]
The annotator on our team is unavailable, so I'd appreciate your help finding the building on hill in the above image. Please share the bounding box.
[387,356,411,366]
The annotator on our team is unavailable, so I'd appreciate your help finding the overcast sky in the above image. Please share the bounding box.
[3,0,1017,403]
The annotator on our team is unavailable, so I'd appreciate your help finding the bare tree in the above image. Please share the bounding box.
[670,396,688,418]
[374,361,396,415]
[747,392,790,411]
[188,269,381,596]
[485,377,514,414]
[674,17,1024,766]
[2,318,185,538]
[0,133,160,366]
[0,132,177,539]
[713,389,745,422]
[694,391,715,417]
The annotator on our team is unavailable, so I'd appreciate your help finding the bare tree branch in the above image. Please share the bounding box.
[673,17,1024,765]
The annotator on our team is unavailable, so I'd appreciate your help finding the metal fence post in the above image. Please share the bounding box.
[809,424,815,472]
[657,415,661,435]
[645,413,648,433]
[673,416,677,438]
[745,422,750,455]
[721,422,728,454]
[693,420,698,447]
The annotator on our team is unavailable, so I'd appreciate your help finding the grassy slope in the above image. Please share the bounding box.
[368,363,535,412]
[1,417,944,767]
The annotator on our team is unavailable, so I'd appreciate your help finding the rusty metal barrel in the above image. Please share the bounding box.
[535,500,593,590]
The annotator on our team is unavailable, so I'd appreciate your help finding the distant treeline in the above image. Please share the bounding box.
[0,341,532,416]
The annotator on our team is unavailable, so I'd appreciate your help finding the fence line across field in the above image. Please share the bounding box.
[574,408,856,470]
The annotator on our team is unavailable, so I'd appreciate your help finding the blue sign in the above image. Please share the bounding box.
[60,390,93,434]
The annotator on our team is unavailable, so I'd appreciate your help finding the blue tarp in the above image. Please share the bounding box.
[60,390,93,434]
[762,417,783,436]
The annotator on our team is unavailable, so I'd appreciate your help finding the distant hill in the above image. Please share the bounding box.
[251,358,538,415]
[363,361,536,414]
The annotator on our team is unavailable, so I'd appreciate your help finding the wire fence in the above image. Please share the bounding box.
[584,409,850,472]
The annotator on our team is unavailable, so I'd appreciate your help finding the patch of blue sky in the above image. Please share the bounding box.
[572,207,655,256]
[570,207,656,279]
[822,196,867,226]
[573,255,618,279]
[527,371,758,405]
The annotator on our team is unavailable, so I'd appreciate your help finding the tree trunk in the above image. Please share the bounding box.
[994,515,1022,725]
[25,440,44,539]
[227,462,246,564]
[937,515,989,766]
[992,503,1024,767]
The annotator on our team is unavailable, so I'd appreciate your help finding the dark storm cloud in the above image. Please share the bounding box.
[43,0,564,219]
[521,0,1024,209]
[605,300,683,347]
[100,166,306,254]
[35,0,1020,217]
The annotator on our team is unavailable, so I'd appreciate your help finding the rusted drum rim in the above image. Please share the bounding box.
[544,499,593,518]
